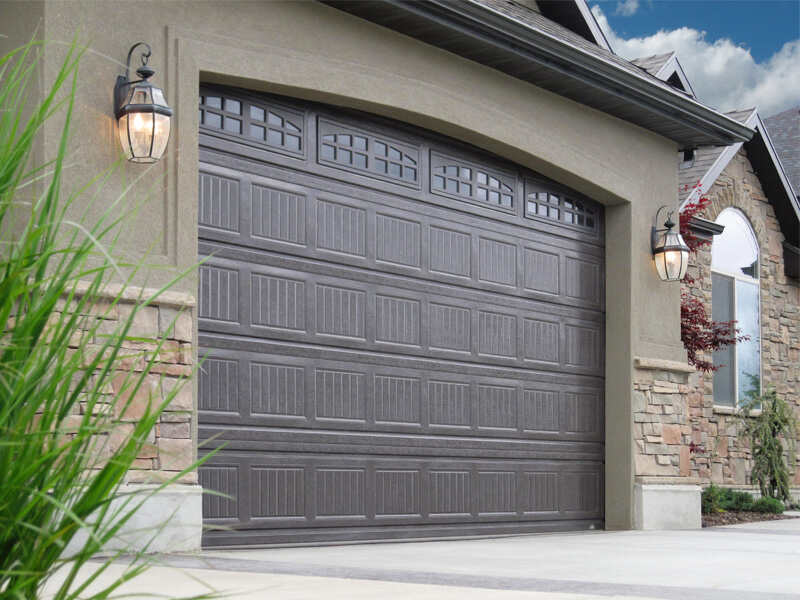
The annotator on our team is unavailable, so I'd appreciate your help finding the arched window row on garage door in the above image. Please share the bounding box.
[199,86,601,237]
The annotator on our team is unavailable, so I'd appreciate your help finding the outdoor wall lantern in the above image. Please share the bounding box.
[651,206,690,281]
[114,42,172,163]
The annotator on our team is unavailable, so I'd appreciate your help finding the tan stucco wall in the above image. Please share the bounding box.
[2,0,688,529]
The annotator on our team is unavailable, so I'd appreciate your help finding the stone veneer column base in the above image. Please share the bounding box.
[634,483,702,530]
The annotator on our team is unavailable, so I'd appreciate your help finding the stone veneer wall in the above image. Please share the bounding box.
[633,358,694,479]
[60,284,197,485]
[681,149,800,488]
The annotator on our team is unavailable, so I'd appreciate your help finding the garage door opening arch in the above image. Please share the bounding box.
[197,85,605,547]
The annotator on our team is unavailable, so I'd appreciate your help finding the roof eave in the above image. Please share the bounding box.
[449,0,752,145]
[324,0,754,148]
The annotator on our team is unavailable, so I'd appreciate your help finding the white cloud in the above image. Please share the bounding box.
[591,5,800,117]
[615,0,639,17]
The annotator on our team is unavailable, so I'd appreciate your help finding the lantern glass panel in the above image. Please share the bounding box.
[679,248,689,279]
[151,112,171,158]
[117,114,131,160]
[118,112,155,162]
[152,88,167,107]
[664,248,682,280]
[665,230,689,280]
[128,85,153,105]
[654,251,668,281]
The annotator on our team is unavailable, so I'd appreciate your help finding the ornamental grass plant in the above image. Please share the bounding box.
[0,39,211,599]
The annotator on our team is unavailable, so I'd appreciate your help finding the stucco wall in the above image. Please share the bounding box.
[3,0,690,530]
[682,149,800,487]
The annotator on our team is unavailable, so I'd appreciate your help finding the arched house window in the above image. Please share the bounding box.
[711,208,761,408]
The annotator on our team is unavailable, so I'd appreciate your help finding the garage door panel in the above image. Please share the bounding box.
[199,347,603,443]
[198,256,604,377]
[198,161,604,313]
[200,332,601,391]
[200,240,602,325]
[199,87,605,546]
[200,452,603,533]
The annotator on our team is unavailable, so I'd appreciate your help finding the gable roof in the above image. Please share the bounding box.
[631,52,674,75]
[325,0,753,148]
[678,109,755,204]
[535,0,611,51]
[679,108,800,275]
[764,105,800,197]
[631,52,695,97]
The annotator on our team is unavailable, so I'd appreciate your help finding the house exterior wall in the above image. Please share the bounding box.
[2,0,696,545]
[681,149,800,490]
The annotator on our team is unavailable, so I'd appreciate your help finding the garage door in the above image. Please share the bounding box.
[197,86,605,547]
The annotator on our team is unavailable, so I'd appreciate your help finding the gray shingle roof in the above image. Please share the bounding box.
[725,108,757,124]
[678,109,755,201]
[630,52,674,76]
[764,106,800,195]
[678,146,725,199]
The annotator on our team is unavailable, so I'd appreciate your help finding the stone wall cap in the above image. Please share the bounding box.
[634,357,696,373]
[70,281,196,308]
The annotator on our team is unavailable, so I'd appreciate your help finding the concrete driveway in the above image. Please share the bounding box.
[81,517,800,599]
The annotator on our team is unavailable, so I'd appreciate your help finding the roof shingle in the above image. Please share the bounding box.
[764,106,800,195]
[630,52,674,76]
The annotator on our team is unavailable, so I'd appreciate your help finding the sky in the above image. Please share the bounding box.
[589,0,800,117]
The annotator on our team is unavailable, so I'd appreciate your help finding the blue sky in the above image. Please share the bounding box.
[592,1,799,62]
[590,0,800,116]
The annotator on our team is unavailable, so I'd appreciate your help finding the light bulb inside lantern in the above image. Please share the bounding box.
[665,250,681,279]
[131,113,145,133]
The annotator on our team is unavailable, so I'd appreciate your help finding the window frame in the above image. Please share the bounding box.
[710,209,762,411]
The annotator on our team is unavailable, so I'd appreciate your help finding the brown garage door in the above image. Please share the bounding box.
[197,86,605,547]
